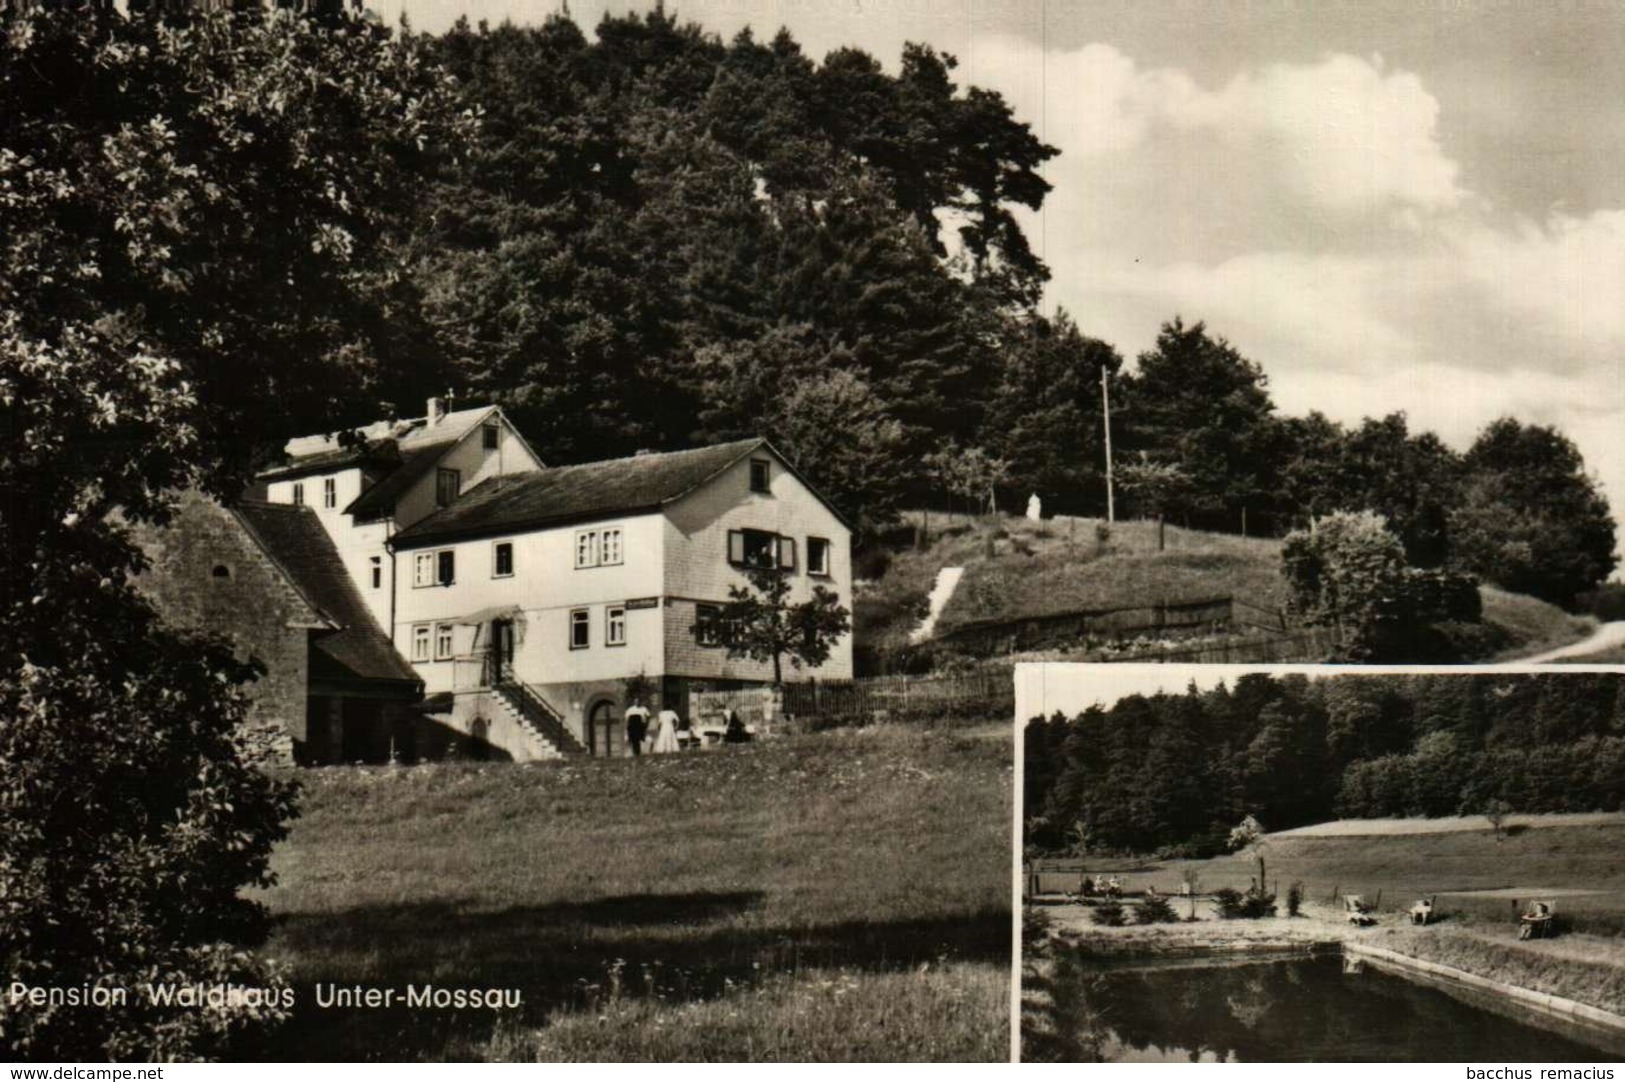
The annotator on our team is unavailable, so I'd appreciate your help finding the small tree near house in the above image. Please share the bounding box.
[692,565,851,688]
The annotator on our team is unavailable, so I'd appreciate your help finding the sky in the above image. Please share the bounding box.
[386,0,1625,548]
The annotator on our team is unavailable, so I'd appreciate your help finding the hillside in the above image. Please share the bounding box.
[856,512,1594,665]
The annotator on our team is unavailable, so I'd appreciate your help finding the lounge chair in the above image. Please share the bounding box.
[1518,901,1555,940]
[1345,894,1377,926]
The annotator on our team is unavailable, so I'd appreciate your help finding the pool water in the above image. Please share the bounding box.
[1029,952,1621,1062]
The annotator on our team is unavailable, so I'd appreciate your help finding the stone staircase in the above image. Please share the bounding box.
[491,679,586,759]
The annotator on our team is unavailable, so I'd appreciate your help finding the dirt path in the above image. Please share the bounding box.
[1520,620,1625,663]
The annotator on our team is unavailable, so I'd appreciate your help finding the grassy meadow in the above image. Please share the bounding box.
[856,512,1592,662]
[258,723,1012,1061]
[1080,815,1625,930]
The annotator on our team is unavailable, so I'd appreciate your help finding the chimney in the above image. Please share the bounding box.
[426,397,445,425]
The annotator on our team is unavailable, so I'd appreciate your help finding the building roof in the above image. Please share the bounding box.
[234,501,422,691]
[257,406,503,520]
[391,438,776,549]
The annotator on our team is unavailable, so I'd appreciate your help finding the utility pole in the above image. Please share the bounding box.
[1101,366,1115,523]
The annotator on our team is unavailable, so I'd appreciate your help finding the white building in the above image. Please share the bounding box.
[259,403,852,760]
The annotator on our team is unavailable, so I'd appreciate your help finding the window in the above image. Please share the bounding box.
[483,423,500,450]
[606,605,627,647]
[727,528,779,570]
[436,468,461,507]
[411,624,431,662]
[574,527,625,569]
[211,564,231,579]
[434,623,455,661]
[413,550,455,587]
[695,603,723,647]
[493,541,514,578]
[808,537,831,577]
[749,458,771,494]
[569,608,590,650]
[291,481,304,506]
[575,530,598,569]
[370,556,382,589]
[323,477,336,509]
[777,535,796,571]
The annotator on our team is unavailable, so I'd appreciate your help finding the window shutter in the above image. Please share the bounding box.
[778,536,796,570]
[727,529,745,565]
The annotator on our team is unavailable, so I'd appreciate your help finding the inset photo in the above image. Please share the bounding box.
[1019,663,1625,1063]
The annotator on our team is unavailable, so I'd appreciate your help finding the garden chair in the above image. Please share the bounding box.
[1518,900,1555,940]
[1344,894,1377,926]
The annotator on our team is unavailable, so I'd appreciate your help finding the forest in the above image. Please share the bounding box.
[1024,673,1625,856]
[373,14,1614,606]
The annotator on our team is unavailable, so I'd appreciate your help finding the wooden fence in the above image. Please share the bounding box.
[782,669,1013,727]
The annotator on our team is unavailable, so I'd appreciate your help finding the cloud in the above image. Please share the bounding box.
[1025,45,1465,214]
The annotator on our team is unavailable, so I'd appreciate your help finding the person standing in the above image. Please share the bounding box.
[650,707,682,754]
[624,702,650,757]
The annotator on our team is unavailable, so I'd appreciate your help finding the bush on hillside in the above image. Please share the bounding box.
[1212,888,1277,920]
[1089,901,1126,927]
[1134,894,1180,925]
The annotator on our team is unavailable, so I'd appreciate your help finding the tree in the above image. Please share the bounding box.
[1116,455,1195,552]
[981,310,1121,515]
[925,442,1010,518]
[1227,815,1269,896]
[1118,319,1283,531]
[1,6,463,1058]
[1281,511,1408,638]
[692,566,850,687]
[1483,798,1513,841]
[768,369,911,536]
[1451,418,1617,605]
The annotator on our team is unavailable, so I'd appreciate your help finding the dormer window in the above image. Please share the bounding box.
[749,458,771,494]
[436,468,461,508]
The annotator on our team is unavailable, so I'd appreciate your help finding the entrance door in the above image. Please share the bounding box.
[488,618,516,684]
[587,700,622,757]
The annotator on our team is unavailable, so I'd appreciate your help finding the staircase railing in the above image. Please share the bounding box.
[494,678,586,756]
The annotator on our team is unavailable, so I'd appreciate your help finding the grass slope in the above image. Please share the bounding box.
[260,725,1012,1061]
[858,512,1593,661]
[1480,586,1598,660]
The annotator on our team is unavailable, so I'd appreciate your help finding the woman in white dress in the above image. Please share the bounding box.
[649,708,682,754]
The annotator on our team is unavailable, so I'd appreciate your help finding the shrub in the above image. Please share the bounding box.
[1212,888,1277,920]
[1089,901,1126,927]
[1134,894,1180,925]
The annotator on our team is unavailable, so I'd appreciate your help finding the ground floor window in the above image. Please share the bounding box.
[695,603,723,647]
[435,623,455,660]
[606,605,627,646]
[411,624,431,662]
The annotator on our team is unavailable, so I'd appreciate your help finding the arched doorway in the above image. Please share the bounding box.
[586,699,623,758]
